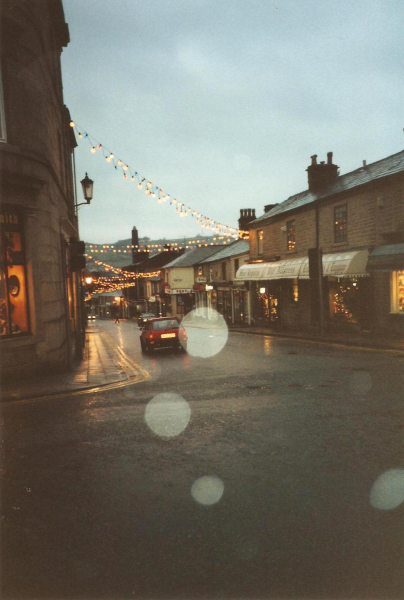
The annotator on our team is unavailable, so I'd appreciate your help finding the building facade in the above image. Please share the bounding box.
[0,0,85,377]
[238,151,404,336]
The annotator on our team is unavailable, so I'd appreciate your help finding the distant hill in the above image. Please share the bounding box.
[84,234,234,270]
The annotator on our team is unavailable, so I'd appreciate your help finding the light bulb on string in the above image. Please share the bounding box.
[97,144,102,150]
[123,165,128,171]
[118,160,123,166]
[91,147,96,153]
[69,121,75,127]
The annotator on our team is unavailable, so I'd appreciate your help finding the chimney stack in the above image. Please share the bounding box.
[131,226,139,263]
[238,208,256,232]
[264,203,277,214]
[307,152,339,192]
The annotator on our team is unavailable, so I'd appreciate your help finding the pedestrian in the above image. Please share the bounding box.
[114,307,120,324]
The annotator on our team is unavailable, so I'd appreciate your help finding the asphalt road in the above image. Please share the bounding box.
[1,319,404,600]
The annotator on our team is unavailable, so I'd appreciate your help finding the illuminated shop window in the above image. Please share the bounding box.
[0,208,30,337]
[286,220,296,251]
[391,271,404,314]
[334,204,348,243]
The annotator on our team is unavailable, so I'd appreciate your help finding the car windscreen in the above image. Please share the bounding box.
[152,320,179,331]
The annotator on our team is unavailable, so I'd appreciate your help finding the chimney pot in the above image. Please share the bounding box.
[311,155,318,166]
[327,152,333,165]
[363,160,367,168]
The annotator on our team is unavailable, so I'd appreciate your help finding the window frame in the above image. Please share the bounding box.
[286,219,296,251]
[257,230,264,255]
[0,207,31,338]
[334,204,348,243]
[390,271,404,314]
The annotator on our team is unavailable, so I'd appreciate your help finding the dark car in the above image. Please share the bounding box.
[140,317,187,353]
[138,312,155,327]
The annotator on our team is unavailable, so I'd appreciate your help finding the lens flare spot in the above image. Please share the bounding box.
[349,370,372,396]
[191,476,224,505]
[370,468,404,510]
[145,393,191,438]
[182,308,228,358]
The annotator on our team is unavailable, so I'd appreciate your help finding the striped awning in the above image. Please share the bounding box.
[235,250,369,281]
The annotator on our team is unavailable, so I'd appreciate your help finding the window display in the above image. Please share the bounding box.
[0,208,29,336]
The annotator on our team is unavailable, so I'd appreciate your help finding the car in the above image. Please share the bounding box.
[138,312,156,327]
[140,317,187,353]
[87,314,96,320]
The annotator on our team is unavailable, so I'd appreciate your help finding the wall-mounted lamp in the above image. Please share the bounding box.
[76,173,94,208]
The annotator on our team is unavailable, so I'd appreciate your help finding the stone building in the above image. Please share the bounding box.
[0,0,85,377]
[238,151,404,336]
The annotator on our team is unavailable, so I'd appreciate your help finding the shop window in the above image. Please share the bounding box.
[257,230,264,255]
[286,220,296,251]
[0,208,30,336]
[334,204,348,243]
[391,271,404,313]
[292,279,298,302]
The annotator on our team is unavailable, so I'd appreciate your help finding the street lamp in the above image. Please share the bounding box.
[76,173,94,207]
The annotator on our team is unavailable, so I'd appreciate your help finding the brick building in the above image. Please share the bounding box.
[0,0,85,377]
[237,151,404,335]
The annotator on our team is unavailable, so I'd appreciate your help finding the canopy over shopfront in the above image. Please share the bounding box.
[235,250,369,281]
[367,244,404,272]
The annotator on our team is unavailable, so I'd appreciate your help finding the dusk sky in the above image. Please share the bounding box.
[61,0,403,244]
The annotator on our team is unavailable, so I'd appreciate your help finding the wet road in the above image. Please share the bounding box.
[1,319,404,599]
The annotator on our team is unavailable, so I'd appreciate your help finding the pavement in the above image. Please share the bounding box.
[1,319,403,403]
[0,322,146,403]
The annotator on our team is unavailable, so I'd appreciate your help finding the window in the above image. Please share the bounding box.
[286,220,296,251]
[221,262,227,281]
[257,230,264,255]
[234,258,239,274]
[0,207,30,336]
[334,204,348,243]
[0,68,6,142]
[391,271,404,314]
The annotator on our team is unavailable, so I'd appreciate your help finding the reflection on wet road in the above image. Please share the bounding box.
[2,318,404,600]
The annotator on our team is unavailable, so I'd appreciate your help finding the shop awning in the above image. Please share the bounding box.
[367,244,404,272]
[235,250,369,281]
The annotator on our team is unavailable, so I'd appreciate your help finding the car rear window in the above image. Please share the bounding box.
[152,320,179,331]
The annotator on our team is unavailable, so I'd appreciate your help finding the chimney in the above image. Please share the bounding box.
[131,226,139,263]
[238,208,256,231]
[306,152,339,192]
[264,203,277,214]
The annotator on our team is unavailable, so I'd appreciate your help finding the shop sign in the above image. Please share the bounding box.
[217,286,231,291]
[196,276,207,283]
[171,288,193,294]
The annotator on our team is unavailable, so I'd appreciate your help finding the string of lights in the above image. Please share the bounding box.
[70,120,249,239]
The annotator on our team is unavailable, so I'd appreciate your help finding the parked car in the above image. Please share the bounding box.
[138,312,155,327]
[140,317,187,353]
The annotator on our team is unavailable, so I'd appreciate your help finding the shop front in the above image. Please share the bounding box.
[236,250,371,332]
[232,286,249,324]
[367,244,404,335]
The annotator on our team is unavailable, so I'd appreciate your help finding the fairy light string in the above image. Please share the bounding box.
[70,120,249,239]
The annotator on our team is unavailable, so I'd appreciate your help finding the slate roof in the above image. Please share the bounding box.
[163,246,223,268]
[251,150,404,226]
[201,239,249,264]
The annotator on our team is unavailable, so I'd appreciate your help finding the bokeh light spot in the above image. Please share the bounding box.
[370,468,404,510]
[191,475,224,505]
[145,393,191,438]
[182,308,228,358]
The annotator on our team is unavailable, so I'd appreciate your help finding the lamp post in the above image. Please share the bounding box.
[76,173,94,208]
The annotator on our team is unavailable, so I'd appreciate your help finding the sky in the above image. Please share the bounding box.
[61,0,404,244]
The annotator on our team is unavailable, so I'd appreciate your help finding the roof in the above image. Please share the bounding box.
[164,246,223,268]
[252,150,404,226]
[201,239,249,264]
[122,249,184,272]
